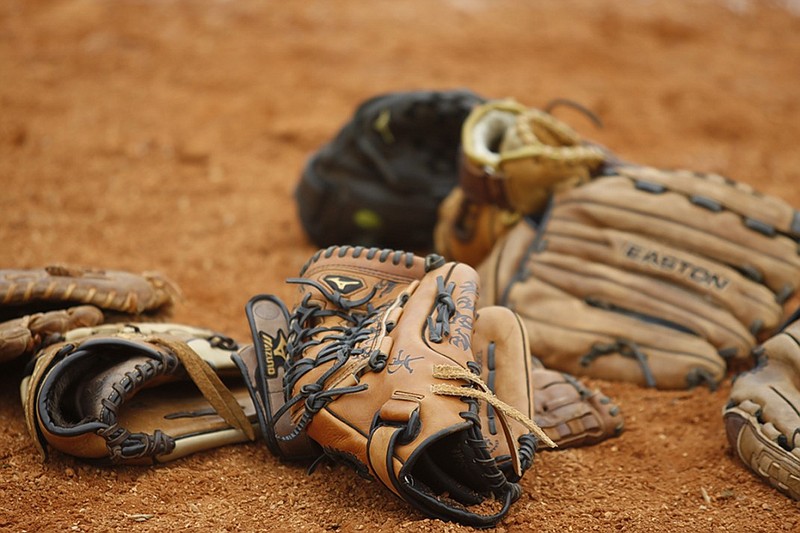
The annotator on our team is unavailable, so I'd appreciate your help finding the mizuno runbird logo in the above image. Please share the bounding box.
[259,329,287,378]
[323,275,364,294]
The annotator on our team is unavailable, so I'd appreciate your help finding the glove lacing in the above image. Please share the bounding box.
[431,365,556,449]
[269,278,391,443]
[580,339,658,388]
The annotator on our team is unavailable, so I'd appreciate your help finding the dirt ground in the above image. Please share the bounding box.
[2,0,800,531]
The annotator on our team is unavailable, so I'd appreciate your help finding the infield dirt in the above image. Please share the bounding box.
[2,1,800,531]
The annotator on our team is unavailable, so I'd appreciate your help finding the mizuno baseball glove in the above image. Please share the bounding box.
[237,246,556,528]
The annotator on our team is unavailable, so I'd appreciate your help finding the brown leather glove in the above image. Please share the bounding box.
[471,305,623,453]
[237,246,554,528]
[724,313,800,500]
[21,323,257,465]
[477,166,800,390]
[0,306,103,363]
[529,357,623,448]
[434,186,520,267]
[0,265,180,362]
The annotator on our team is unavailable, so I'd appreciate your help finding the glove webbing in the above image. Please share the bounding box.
[511,108,606,167]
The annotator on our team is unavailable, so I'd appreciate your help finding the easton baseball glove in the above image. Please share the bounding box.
[236,245,555,528]
[296,89,485,251]
[723,310,800,500]
[466,101,800,389]
[21,323,257,465]
[477,169,800,389]
[0,265,179,363]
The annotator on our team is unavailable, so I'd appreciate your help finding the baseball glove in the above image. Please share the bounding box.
[236,245,555,528]
[723,311,800,500]
[459,98,608,215]
[21,323,257,465]
[471,306,624,452]
[529,357,624,448]
[295,89,485,251]
[433,186,520,267]
[0,265,180,363]
[470,107,800,389]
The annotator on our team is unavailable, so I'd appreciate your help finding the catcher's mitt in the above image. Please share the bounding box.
[0,265,180,363]
[237,245,555,528]
[21,323,257,465]
[295,89,485,251]
[723,311,800,500]
[469,101,800,389]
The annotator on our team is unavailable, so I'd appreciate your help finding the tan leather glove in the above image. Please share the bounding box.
[477,167,800,389]
[22,323,257,465]
[724,314,800,500]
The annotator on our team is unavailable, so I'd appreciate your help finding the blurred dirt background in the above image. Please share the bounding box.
[2,0,800,531]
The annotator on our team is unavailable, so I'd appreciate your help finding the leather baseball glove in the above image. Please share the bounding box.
[295,89,485,251]
[433,186,520,267]
[434,98,609,267]
[459,98,608,216]
[0,265,180,363]
[478,168,800,389]
[21,323,257,465]
[528,356,624,448]
[467,102,800,389]
[724,311,800,500]
[237,245,556,528]
[471,306,624,453]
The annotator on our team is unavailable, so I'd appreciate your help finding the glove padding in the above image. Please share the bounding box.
[295,89,484,251]
[478,165,800,389]
[238,246,554,528]
[0,265,180,363]
[21,323,257,465]
[724,313,800,500]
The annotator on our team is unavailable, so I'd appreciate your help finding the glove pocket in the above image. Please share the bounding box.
[24,327,258,465]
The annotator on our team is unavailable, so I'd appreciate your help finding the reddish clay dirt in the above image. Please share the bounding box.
[2,1,800,531]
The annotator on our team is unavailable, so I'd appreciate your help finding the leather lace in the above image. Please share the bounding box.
[94,335,255,462]
[431,365,556,449]
[269,278,389,443]
[580,339,657,388]
[427,276,455,343]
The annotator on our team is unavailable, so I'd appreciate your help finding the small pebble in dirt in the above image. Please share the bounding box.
[717,488,735,500]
